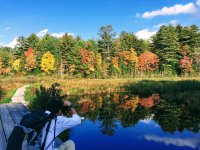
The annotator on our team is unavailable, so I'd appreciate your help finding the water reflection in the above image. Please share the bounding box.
[67,92,200,136]
[144,135,200,149]
[61,81,200,149]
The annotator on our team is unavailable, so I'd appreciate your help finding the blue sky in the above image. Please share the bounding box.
[0,0,200,47]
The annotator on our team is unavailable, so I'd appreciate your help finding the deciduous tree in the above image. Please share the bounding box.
[24,48,37,72]
[138,52,159,73]
[40,51,56,74]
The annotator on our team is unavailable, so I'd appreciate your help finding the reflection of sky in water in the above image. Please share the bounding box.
[66,91,200,150]
[68,118,200,150]
[139,119,200,149]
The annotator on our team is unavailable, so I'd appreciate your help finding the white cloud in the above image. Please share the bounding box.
[135,29,157,40]
[5,26,11,30]
[2,29,74,48]
[196,0,200,6]
[153,23,165,29]
[36,29,48,38]
[51,32,65,38]
[139,3,197,19]
[0,42,5,46]
[144,135,200,149]
[153,20,179,29]
[3,37,18,48]
[140,119,152,124]
[36,29,74,38]
[67,33,74,36]
[169,20,179,26]
[51,32,74,38]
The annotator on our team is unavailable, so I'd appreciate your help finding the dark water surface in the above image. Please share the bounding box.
[62,92,200,150]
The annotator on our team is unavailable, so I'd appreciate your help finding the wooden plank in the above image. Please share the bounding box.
[0,115,7,150]
[7,104,24,124]
[15,103,29,116]
[0,105,15,140]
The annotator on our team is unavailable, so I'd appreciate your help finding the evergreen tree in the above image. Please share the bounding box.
[97,25,116,61]
[59,33,75,76]
[97,25,116,77]
[26,33,39,49]
[15,36,29,58]
[153,25,180,75]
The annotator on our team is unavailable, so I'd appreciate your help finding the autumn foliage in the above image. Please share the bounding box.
[80,48,96,72]
[138,52,159,72]
[24,48,37,71]
[179,56,192,73]
[120,96,140,112]
[12,59,21,72]
[40,51,56,74]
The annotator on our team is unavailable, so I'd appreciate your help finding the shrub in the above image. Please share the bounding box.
[28,83,63,111]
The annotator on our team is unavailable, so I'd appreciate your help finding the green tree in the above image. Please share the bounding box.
[26,33,39,49]
[37,34,60,73]
[153,25,180,75]
[97,25,116,77]
[15,36,29,58]
[59,33,75,76]
[119,31,147,55]
[98,25,116,60]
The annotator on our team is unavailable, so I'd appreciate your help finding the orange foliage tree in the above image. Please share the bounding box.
[119,48,138,77]
[179,44,193,74]
[138,52,159,73]
[179,56,192,73]
[80,48,96,74]
[24,48,37,72]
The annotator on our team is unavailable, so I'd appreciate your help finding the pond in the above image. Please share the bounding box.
[62,92,200,150]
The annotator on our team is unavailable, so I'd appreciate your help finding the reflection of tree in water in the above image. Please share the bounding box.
[153,100,200,133]
[120,105,151,128]
[74,86,200,136]
[98,95,119,136]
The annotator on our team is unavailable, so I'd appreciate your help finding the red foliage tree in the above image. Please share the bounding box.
[179,56,192,73]
[80,48,90,64]
[24,48,34,58]
[138,52,159,72]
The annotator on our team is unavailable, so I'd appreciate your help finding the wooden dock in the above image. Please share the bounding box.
[0,103,29,150]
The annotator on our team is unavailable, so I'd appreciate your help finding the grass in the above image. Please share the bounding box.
[0,89,16,104]
[1,76,200,104]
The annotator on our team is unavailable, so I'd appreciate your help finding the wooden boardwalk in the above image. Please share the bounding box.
[0,103,29,150]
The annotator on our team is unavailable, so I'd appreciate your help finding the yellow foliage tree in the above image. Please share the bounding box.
[129,48,138,77]
[40,51,56,74]
[112,56,120,72]
[119,48,138,77]
[12,59,21,72]
[97,53,102,71]
[69,64,76,75]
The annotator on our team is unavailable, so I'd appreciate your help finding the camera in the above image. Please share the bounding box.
[61,105,70,115]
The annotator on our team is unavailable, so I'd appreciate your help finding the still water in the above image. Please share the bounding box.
[63,93,200,150]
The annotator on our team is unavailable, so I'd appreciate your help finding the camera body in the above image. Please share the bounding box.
[61,105,71,116]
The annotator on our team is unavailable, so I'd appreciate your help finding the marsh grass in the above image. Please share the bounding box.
[1,76,200,104]
[0,89,16,104]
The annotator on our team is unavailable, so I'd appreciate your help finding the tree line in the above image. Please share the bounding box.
[0,24,200,78]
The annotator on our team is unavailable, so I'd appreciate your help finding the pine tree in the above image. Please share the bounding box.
[153,25,180,75]
[59,33,75,76]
